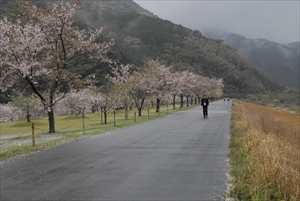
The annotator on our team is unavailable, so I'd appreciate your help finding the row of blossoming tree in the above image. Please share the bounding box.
[109,61,224,118]
[0,60,224,126]
[0,0,223,133]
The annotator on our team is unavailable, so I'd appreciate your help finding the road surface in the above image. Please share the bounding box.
[1,100,232,200]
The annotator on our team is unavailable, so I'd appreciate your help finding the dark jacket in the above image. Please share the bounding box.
[201,98,209,106]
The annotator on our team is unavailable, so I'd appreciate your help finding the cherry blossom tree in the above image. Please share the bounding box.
[110,63,151,116]
[63,90,85,116]
[176,71,196,107]
[192,75,206,104]
[109,61,224,116]
[11,95,40,122]
[213,78,224,98]
[128,71,152,116]
[167,70,224,107]
[64,89,92,116]
[167,71,183,109]
[198,77,224,98]
[98,77,120,124]
[184,72,199,106]
[144,60,171,113]
[0,1,114,133]
[0,103,23,122]
[109,64,132,119]
[87,89,102,114]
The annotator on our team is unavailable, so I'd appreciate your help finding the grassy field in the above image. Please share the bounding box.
[228,99,300,200]
[0,104,193,161]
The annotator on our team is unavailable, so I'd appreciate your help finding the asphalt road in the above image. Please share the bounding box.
[1,100,232,201]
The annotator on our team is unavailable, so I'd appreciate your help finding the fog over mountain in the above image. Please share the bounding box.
[134,0,299,90]
[134,0,299,44]
[202,30,300,90]
[76,0,300,93]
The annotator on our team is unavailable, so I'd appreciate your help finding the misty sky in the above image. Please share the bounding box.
[134,0,299,44]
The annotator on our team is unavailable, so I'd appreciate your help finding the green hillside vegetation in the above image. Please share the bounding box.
[75,2,284,96]
[1,0,298,106]
[74,1,298,105]
[203,30,299,90]
[254,63,299,90]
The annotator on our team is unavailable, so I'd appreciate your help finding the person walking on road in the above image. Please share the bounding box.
[201,96,209,118]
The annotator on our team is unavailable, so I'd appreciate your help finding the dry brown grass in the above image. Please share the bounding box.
[231,100,300,200]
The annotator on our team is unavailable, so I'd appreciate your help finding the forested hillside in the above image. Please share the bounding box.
[1,0,298,105]
[203,30,300,90]
[73,1,283,97]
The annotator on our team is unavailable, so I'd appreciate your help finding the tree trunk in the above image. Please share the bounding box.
[26,114,31,122]
[48,110,55,133]
[138,107,142,116]
[125,104,128,120]
[186,96,189,107]
[156,98,160,113]
[91,105,97,113]
[173,94,176,109]
[26,107,31,122]
[138,98,145,116]
[180,94,184,108]
[104,111,108,124]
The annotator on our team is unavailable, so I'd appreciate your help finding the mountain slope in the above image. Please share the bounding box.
[202,30,300,90]
[73,0,285,97]
[1,0,293,101]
